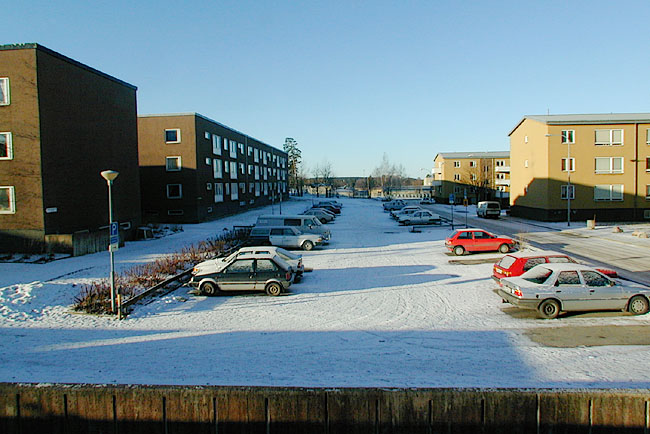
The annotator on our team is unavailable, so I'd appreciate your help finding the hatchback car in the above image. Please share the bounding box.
[445,229,517,256]
[498,263,650,319]
[302,208,335,223]
[189,253,294,296]
[493,251,617,285]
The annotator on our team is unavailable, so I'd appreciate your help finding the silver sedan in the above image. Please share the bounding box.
[498,263,650,319]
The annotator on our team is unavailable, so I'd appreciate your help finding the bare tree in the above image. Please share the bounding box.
[371,153,406,196]
[313,160,334,197]
[461,159,493,202]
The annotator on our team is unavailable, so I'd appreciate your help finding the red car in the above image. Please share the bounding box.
[445,229,517,256]
[493,251,618,285]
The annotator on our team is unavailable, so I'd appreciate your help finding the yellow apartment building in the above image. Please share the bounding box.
[432,151,510,204]
[508,113,650,222]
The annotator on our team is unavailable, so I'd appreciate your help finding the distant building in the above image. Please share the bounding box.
[432,151,510,204]
[509,113,650,221]
[0,43,141,254]
[138,113,288,223]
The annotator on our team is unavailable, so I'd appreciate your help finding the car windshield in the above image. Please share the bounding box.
[275,248,300,260]
[487,203,500,209]
[520,266,553,284]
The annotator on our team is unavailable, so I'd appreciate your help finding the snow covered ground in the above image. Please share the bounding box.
[0,196,649,388]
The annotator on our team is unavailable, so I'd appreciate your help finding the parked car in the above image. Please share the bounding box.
[313,204,341,215]
[498,263,650,319]
[316,200,342,208]
[193,246,304,280]
[420,198,434,204]
[302,208,335,223]
[476,201,501,218]
[383,199,406,211]
[248,226,323,250]
[256,214,331,241]
[492,251,618,285]
[397,210,441,225]
[391,206,421,219]
[189,253,295,296]
[445,228,517,256]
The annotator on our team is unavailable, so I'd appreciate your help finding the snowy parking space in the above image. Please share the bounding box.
[0,197,649,388]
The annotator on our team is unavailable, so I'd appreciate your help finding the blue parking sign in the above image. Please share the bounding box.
[110,222,119,236]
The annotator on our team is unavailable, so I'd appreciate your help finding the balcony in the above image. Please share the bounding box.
[495,166,510,173]
[432,167,442,175]
[495,179,510,186]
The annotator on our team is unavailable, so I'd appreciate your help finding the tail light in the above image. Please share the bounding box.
[513,288,523,297]
[286,271,292,280]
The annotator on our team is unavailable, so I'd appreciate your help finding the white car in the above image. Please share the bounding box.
[265,226,323,250]
[397,210,441,225]
[193,246,305,279]
[391,206,422,219]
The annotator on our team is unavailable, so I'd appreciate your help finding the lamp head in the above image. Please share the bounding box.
[101,170,119,182]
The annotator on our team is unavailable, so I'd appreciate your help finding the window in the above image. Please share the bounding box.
[213,159,222,179]
[239,163,245,175]
[561,158,575,172]
[454,174,461,181]
[557,271,581,285]
[0,132,13,160]
[595,129,623,146]
[238,143,244,154]
[254,148,259,162]
[204,131,211,140]
[496,160,505,167]
[255,182,260,196]
[214,183,224,202]
[0,186,16,213]
[248,146,253,157]
[561,184,575,200]
[165,156,181,171]
[165,129,180,143]
[212,135,221,155]
[229,140,237,158]
[469,161,476,167]
[224,139,229,151]
[254,166,259,180]
[595,157,623,174]
[239,182,245,194]
[561,130,575,144]
[594,184,623,201]
[0,78,9,105]
[167,210,184,216]
[581,271,610,287]
[231,182,238,200]
[166,184,182,199]
[646,157,650,172]
[470,174,477,181]
[647,129,650,145]
[205,157,211,165]
[206,183,212,190]
[646,185,650,199]
[453,161,460,168]
[225,183,230,195]
[230,161,237,179]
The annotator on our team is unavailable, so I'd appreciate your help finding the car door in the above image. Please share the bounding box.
[551,270,586,311]
[456,231,474,250]
[283,228,302,248]
[254,258,282,288]
[472,231,493,251]
[219,259,256,291]
[268,228,286,247]
[580,270,626,310]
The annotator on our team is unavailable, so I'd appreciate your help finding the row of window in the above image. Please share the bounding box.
[165,181,286,201]
[452,159,508,168]
[164,128,286,168]
[560,129,650,146]
[558,184,650,200]
[164,156,286,182]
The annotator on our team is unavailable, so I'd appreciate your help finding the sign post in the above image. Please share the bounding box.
[449,193,455,230]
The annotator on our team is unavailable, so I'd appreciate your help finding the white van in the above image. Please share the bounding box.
[476,201,501,218]
[256,214,331,241]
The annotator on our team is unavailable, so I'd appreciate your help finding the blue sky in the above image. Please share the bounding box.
[5,0,650,177]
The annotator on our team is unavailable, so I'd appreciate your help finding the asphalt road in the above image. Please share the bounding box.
[422,202,650,287]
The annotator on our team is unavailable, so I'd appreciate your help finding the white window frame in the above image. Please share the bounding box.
[166,184,182,199]
[561,158,575,172]
[255,166,259,180]
[205,157,211,165]
[646,129,650,145]
[646,184,650,199]
[0,186,16,214]
[0,132,13,160]
[0,78,9,106]
[213,159,222,179]
[239,162,245,175]
[469,161,476,168]
[231,182,238,200]
[214,183,224,202]
[594,184,624,201]
[204,131,211,140]
[212,135,222,155]
[165,129,181,144]
[254,148,259,163]
[230,161,237,179]
[453,161,461,168]
[561,130,575,144]
[165,156,182,172]
[206,183,212,190]
[561,184,575,200]
[255,182,260,197]
[453,173,460,181]
[646,157,650,172]
[595,129,623,146]
[595,157,624,174]
[229,140,237,158]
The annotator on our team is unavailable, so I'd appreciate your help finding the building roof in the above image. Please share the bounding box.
[0,43,137,90]
[509,113,650,136]
[434,151,510,160]
[138,112,283,153]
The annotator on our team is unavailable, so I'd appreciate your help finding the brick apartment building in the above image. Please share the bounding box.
[0,43,141,254]
[509,113,650,221]
[138,113,288,223]
[431,151,510,205]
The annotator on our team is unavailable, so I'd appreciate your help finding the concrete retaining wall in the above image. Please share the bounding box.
[1,383,649,433]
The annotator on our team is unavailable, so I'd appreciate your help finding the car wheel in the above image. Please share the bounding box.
[265,282,283,296]
[320,218,327,223]
[301,240,314,251]
[628,295,649,315]
[453,246,465,256]
[201,281,218,296]
[538,299,560,319]
[498,243,510,253]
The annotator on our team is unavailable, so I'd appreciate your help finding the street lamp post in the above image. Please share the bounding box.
[100,170,119,314]
[546,134,571,226]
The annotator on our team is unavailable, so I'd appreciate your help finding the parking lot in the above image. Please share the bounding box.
[0,197,649,388]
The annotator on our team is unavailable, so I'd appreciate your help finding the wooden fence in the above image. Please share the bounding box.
[1,383,649,433]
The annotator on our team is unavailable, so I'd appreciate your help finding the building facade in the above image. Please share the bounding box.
[509,114,650,222]
[138,113,288,223]
[0,44,141,253]
[431,152,510,205]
